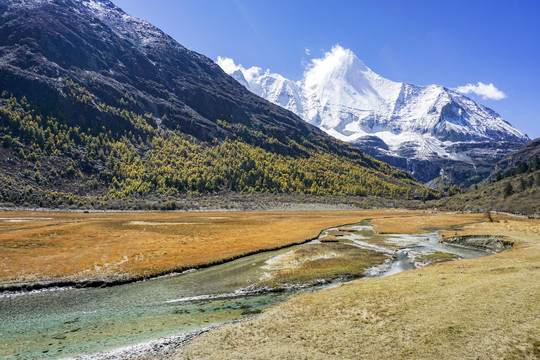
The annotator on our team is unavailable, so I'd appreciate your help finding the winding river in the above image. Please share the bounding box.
[0,224,492,359]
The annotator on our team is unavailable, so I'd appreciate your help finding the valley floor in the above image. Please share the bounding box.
[159,215,540,360]
[1,208,452,290]
[1,210,538,359]
[0,209,498,290]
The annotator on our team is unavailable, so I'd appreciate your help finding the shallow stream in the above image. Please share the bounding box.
[0,224,491,359]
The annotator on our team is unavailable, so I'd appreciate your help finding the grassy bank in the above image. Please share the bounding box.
[260,242,388,287]
[0,209,425,288]
[172,215,540,360]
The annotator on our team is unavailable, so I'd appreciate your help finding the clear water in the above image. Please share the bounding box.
[336,225,491,277]
[0,226,491,359]
[0,245,302,359]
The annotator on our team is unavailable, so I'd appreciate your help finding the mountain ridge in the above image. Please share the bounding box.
[219,45,529,186]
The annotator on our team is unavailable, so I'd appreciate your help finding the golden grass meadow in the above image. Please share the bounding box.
[1,210,539,360]
[0,209,405,285]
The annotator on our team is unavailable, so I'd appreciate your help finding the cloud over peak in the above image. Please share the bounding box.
[455,82,507,100]
[216,56,264,83]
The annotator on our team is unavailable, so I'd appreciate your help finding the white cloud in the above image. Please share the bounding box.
[305,48,312,56]
[455,82,507,100]
[216,56,262,83]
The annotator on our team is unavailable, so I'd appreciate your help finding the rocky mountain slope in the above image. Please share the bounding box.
[486,138,540,181]
[219,46,529,186]
[0,0,438,208]
[434,151,539,214]
[1,0,326,149]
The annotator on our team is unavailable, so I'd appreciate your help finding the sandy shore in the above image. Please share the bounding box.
[67,323,235,360]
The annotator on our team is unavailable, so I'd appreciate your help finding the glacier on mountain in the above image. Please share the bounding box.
[218,45,529,185]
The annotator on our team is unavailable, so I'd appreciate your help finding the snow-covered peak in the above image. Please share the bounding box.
[218,45,529,167]
[217,56,304,115]
[302,45,402,130]
[304,45,373,87]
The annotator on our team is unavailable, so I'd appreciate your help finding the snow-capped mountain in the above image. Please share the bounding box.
[218,45,529,185]
[217,57,304,116]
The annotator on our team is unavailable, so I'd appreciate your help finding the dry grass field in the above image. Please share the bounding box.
[171,215,540,360]
[0,209,430,286]
[369,211,488,234]
[3,210,538,359]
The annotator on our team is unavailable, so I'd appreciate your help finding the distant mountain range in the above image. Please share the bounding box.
[0,0,437,208]
[219,46,529,186]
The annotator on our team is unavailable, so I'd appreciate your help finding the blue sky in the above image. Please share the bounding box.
[112,0,540,139]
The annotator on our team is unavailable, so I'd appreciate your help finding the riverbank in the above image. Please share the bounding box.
[2,211,534,359]
[69,322,241,360]
[441,234,514,252]
[0,210,488,292]
[0,210,393,292]
[168,216,540,360]
[40,219,494,360]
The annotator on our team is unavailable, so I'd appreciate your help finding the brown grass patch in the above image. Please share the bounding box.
[334,227,359,232]
[0,209,503,287]
[370,211,487,234]
[421,251,460,263]
[0,209,416,284]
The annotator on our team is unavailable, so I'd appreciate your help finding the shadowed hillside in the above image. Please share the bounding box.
[0,0,438,209]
